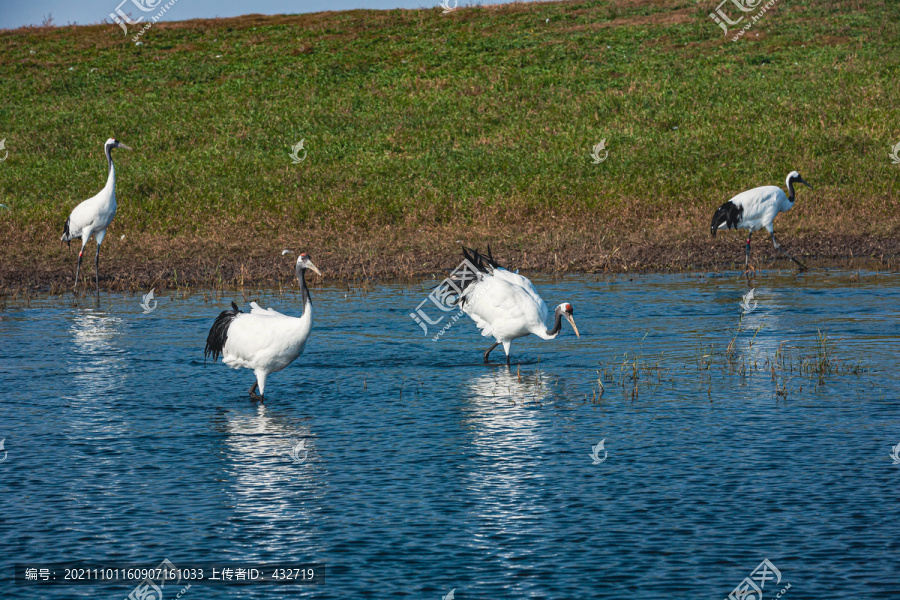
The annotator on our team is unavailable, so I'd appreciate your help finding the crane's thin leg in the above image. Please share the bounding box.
[741,232,755,277]
[94,244,101,292]
[770,232,807,270]
[506,353,511,366]
[249,380,263,401]
[74,245,85,292]
[483,341,500,364]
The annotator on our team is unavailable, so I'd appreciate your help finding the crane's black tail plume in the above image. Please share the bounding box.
[437,246,505,308]
[461,245,503,273]
[204,301,242,363]
[710,201,743,237]
[61,216,73,247]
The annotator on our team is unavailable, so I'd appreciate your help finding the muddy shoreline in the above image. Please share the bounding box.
[2,226,898,294]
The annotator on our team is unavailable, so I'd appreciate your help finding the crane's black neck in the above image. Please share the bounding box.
[787,178,796,203]
[546,309,563,338]
[105,143,114,171]
[296,266,312,313]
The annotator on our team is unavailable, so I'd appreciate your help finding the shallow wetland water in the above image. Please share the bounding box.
[1,270,898,598]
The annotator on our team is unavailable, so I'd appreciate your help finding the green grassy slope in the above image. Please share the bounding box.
[0,0,898,285]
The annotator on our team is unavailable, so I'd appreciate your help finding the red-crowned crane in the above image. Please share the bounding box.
[443,246,579,364]
[204,253,321,401]
[711,171,812,272]
[60,138,133,290]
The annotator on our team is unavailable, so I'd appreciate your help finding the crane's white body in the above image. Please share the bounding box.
[717,185,792,234]
[64,164,116,248]
[710,171,811,271]
[62,139,127,251]
[221,300,313,395]
[206,255,320,399]
[461,267,557,356]
[61,138,132,290]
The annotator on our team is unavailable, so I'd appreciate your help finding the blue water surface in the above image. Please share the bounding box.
[1,270,898,599]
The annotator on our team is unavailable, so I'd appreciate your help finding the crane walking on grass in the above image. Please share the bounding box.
[442,246,579,364]
[204,252,321,401]
[710,170,812,272]
[60,138,133,290]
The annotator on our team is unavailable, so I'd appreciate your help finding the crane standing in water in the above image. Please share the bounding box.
[205,252,321,401]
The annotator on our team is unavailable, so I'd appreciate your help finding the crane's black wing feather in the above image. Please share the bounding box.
[710,201,743,237]
[204,302,243,362]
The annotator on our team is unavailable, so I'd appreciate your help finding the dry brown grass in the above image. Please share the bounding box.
[3,207,898,294]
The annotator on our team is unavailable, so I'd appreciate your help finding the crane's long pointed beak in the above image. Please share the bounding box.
[565,314,580,338]
[118,143,133,151]
[800,178,812,189]
[307,262,322,277]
